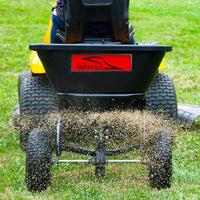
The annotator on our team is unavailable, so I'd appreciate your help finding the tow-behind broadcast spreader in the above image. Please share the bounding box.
[14,0,178,192]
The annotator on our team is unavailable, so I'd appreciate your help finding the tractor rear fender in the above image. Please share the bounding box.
[30,17,53,75]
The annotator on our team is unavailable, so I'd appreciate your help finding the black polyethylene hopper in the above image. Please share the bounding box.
[29,44,172,95]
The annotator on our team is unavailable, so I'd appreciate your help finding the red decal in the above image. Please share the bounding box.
[72,55,132,72]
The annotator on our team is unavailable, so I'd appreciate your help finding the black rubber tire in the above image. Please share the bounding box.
[20,131,28,152]
[146,73,178,119]
[147,131,172,189]
[19,73,57,151]
[18,71,31,104]
[26,128,52,192]
[18,71,31,151]
[20,74,56,116]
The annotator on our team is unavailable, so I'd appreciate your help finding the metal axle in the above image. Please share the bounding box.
[51,159,147,164]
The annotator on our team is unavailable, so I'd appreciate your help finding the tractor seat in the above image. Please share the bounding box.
[57,0,133,43]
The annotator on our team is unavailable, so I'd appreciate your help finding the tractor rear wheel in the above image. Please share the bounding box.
[146,73,177,119]
[18,71,31,103]
[19,72,57,151]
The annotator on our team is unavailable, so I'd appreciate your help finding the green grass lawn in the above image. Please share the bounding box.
[0,0,200,199]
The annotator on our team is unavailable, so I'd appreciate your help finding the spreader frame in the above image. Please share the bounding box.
[54,112,147,174]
